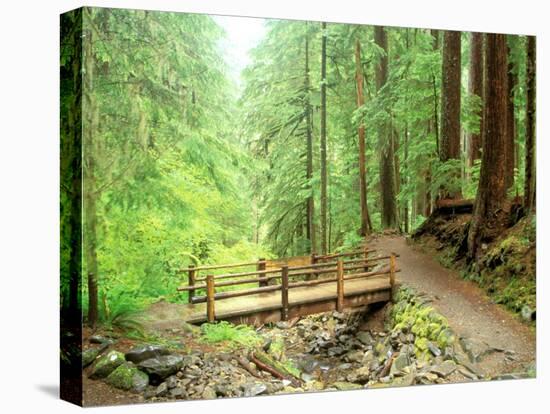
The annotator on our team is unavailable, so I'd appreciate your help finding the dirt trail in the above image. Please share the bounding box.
[370,234,535,373]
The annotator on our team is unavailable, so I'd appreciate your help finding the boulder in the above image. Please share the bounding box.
[138,355,185,382]
[89,350,125,379]
[125,345,171,364]
[106,362,149,393]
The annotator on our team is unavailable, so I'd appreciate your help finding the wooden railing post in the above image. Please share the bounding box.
[281,265,289,321]
[188,264,196,304]
[336,259,344,312]
[257,258,267,287]
[363,244,369,272]
[206,274,215,323]
[309,252,317,280]
[389,253,396,302]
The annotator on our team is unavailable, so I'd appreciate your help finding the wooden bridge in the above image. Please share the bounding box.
[176,247,400,325]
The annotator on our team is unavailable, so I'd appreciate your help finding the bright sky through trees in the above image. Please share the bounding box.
[213,15,266,89]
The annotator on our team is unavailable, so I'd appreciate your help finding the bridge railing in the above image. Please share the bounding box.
[177,249,400,323]
[175,248,375,304]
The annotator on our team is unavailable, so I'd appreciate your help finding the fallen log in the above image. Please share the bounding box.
[435,198,474,214]
[237,356,261,378]
[249,350,301,387]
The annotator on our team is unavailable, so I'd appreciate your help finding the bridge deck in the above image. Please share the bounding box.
[185,274,391,324]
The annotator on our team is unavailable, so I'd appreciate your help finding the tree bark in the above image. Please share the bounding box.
[374,26,397,229]
[524,36,536,213]
[440,30,462,199]
[468,34,508,258]
[320,22,328,254]
[83,10,99,327]
[355,38,372,236]
[304,24,316,253]
[467,32,483,167]
[504,39,517,191]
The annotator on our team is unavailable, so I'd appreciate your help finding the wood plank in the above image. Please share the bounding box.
[185,274,391,323]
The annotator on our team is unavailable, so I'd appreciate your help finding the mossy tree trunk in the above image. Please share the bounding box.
[468,34,508,258]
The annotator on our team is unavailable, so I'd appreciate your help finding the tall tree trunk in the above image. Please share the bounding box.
[355,38,371,235]
[304,24,316,253]
[524,36,536,212]
[440,30,462,199]
[423,29,439,218]
[467,32,483,168]
[505,39,517,191]
[83,10,99,328]
[468,34,508,258]
[403,126,409,233]
[320,21,328,254]
[374,25,397,229]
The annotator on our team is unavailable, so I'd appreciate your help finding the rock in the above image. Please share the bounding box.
[242,382,268,397]
[143,387,157,399]
[165,375,178,389]
[262,338,272,352]
[169,387,185,398]
[457,367,478,380]
[345,350,364,363]
[82,348,101,367]
[459,337,492,363]
[347,366,371,384]
[392,372,415,387]
[155,382,168,397]
[437,328,456,349]
[301,373,314,382]
[332,381,362,391]
[138,355,185,382]
[202,386,217,399]
[125,345,171,364]
[276,321,290,329]
[521,305,535,322]
[453,353,484,377]
[430,360,457,378]
[332,311,346,321]
[416,372,438,383]
[362,350,375,364]
[89,335,114,345]
[356,331,374,346]
[89,350,125,379]
[328,346,346,357]
[390,353,410,375]
[105,362,149,393]
[296,355,320,373]
[427,342,441,357]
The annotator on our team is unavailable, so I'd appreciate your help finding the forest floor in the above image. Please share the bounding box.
[81,234,536,406]
[369,233,536,376]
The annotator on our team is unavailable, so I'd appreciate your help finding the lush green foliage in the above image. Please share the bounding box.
[60,8,532,325]
[200,321,263,348]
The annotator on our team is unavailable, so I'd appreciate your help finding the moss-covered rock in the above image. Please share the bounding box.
[106,362,149,393]
[437,328,456,349]
[89,350,125,379]
[391,287,456,358]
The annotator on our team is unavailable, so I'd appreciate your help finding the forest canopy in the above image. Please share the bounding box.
[60,8,535,328]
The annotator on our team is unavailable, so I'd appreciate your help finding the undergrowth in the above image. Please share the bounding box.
[200,321,263,348]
